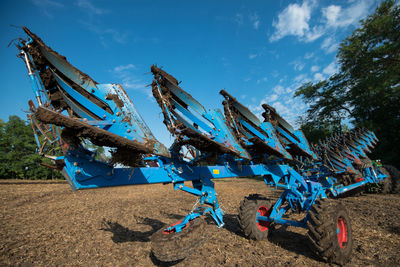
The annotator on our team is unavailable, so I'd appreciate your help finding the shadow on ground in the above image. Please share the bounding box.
[267,225,321,262]
[222,214,322,263]
[100,216,164,243]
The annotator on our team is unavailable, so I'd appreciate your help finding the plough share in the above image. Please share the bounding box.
[13,28,399,265]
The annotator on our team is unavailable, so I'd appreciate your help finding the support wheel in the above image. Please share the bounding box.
[383,165,400,194]
[307,199,353,265]
[379,166,393,194]
[151,217,209,263]
[238,194,273,240]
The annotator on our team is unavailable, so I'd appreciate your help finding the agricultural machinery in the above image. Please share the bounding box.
[12,27,398,265]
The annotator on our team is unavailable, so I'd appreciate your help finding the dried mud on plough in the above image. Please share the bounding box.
[8,27,400,265]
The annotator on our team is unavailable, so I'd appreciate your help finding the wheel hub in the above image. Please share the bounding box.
[256,205,271,231]
[337,216,348,249]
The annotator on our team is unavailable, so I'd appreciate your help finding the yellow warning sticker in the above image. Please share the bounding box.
[213,169,220,175]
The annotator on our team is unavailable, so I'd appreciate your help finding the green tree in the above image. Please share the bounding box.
[299,120,349,145]
[0,115,61,179]
[295,0,400,168]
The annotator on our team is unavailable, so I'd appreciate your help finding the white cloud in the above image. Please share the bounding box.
[32,0,63,7]
[111,64,152,100]
[79,20,129,45]
[270,94,279,102]
[248,87,307,126]
[311,65,320,72]
[113,64,135,73]
[314,73,324,81]
[256,77,268,84]
[269,1,323,42]
[304,26,324,42]
[270,1,312,42]
[304,52,314,59]
[249,54,257,60]
[270,0,374,46]
[273,85,285,94]
[322,0,373,28]
[76,0,128,46]
[321,36,338,53]
[235,13,244,25]
[250,13,260,29]
[31,0,63,18]
[76,0,109,15]
[294,73,308,82]
[322,5,341,27]
[290,60,306,71]
[323,61,337,76]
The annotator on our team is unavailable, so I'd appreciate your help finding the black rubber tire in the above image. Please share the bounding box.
[383,165,400,194]
[150,217,209,263]
[238,194,273,240]
[307,199,353,265]
[379,166,393,194]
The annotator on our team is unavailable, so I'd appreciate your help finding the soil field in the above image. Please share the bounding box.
[1,179,399,266]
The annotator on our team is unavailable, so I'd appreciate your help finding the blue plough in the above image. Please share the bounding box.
[13,27,393,265]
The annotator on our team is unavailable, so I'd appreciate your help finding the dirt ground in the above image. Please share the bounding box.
[1,179,399,266]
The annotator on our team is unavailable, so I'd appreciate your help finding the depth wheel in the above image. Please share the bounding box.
[383,165,400,194]
[238,194,273,240]
[379,166,393,194]
[307,199,353,265]
[151,217,209,263]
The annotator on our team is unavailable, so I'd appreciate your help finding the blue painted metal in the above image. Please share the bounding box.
[151,66,251,160]
[220,90,293,160]
[21,27,170,158]
[15,28,390,240]
[261,103,318,160]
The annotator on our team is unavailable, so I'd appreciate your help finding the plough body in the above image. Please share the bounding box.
[14,28,393,265]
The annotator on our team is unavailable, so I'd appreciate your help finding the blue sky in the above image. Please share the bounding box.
[0,0,381,146]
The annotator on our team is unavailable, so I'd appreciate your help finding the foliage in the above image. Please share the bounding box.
[299,120,349,144]
[295,0,400,168]
[0,115,62,179]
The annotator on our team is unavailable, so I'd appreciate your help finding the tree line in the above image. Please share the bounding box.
[296,0,399,169]
[0,116,62,179]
